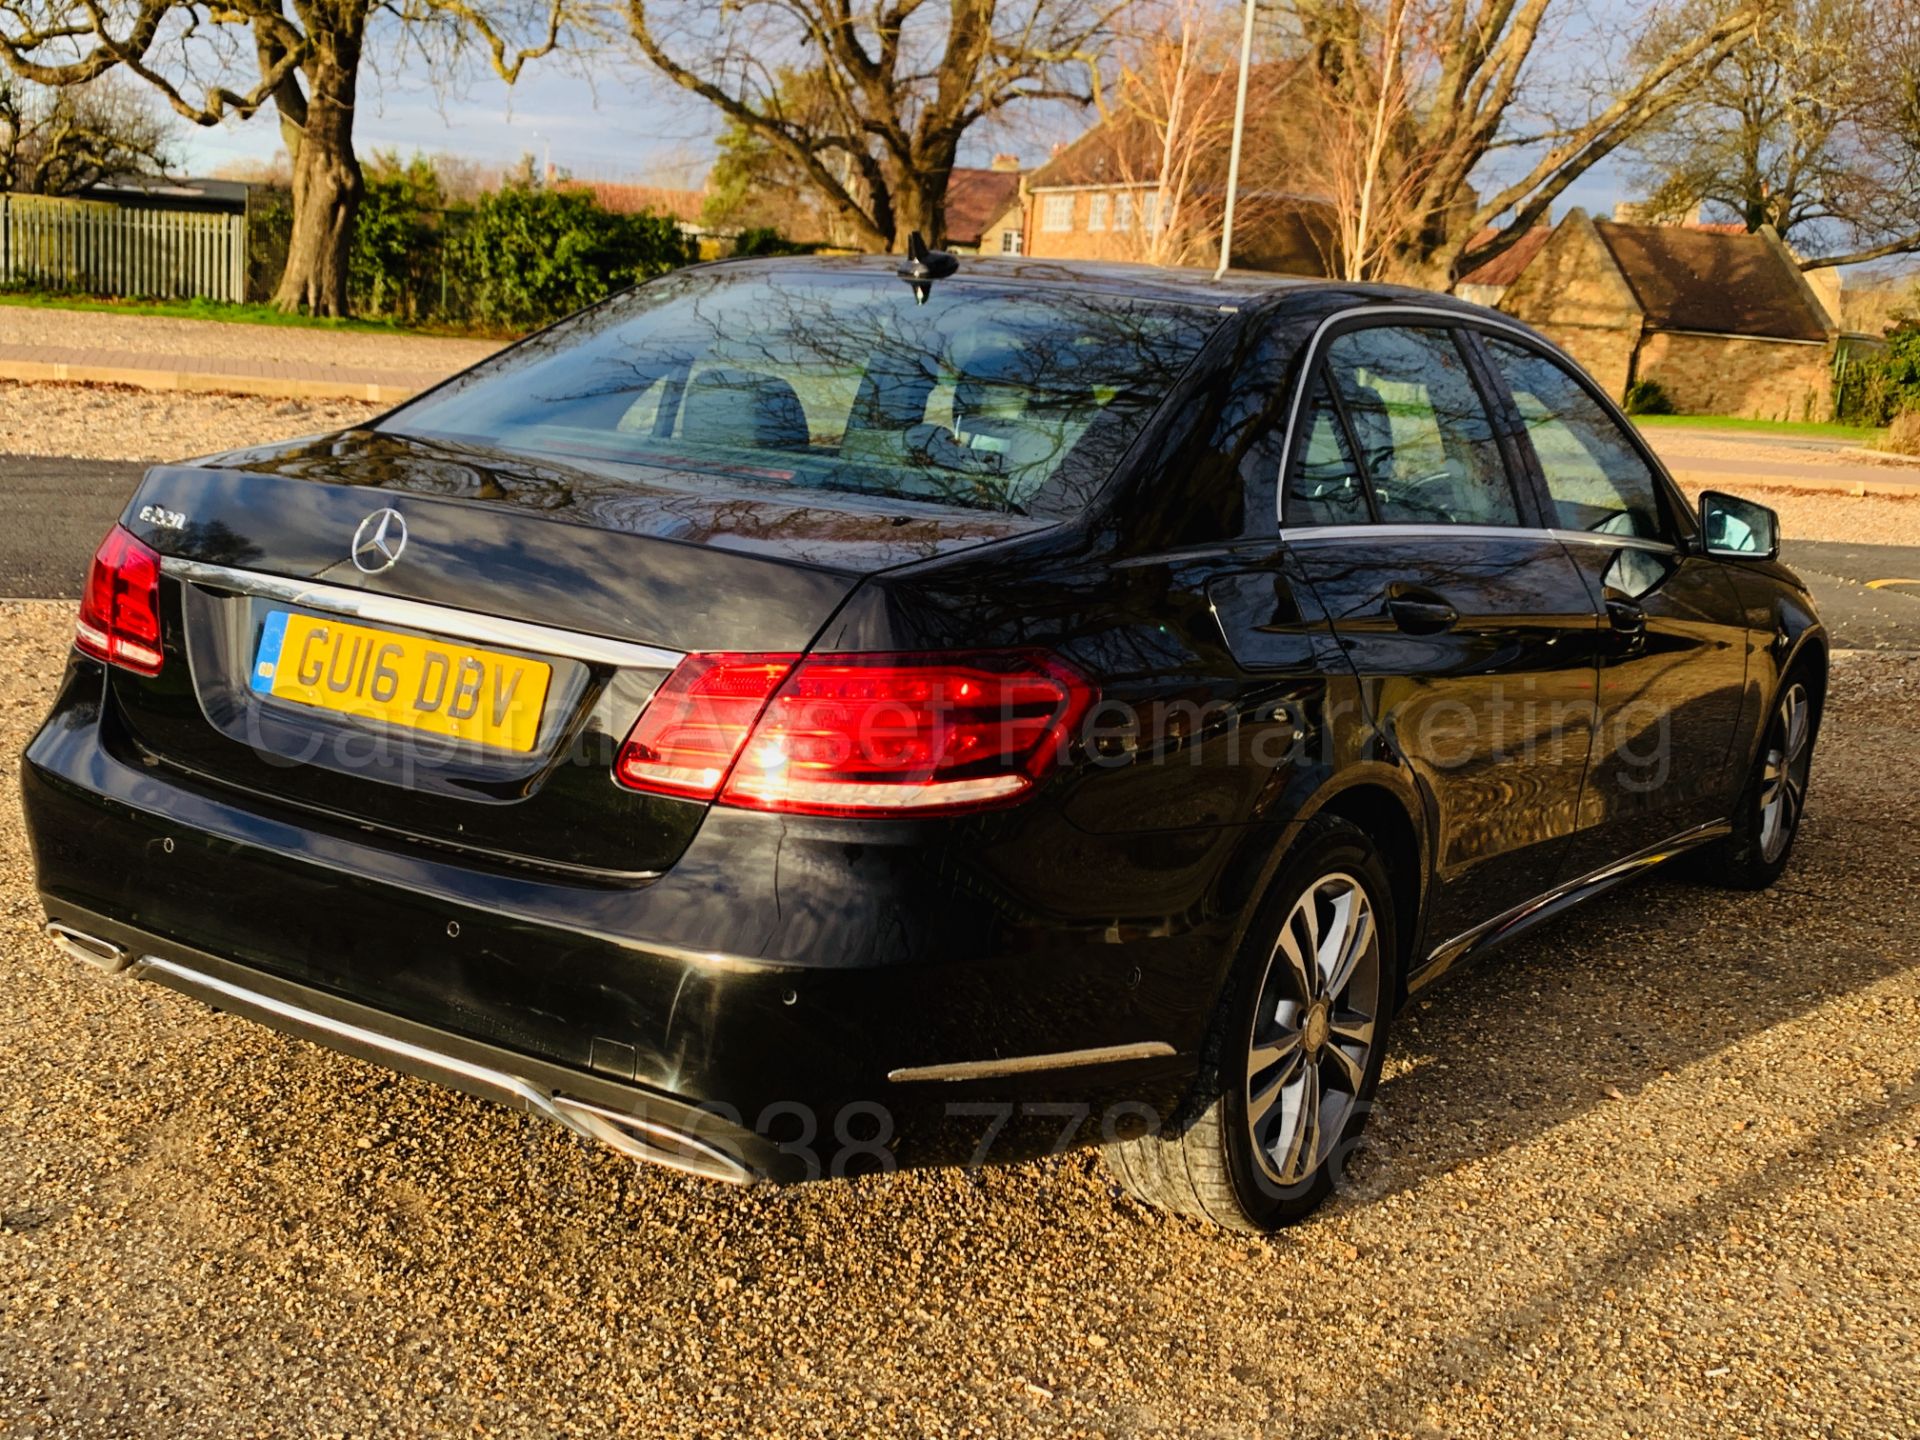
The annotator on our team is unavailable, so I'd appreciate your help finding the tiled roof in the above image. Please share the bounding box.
[1593,221,1830,342]
[565,182,707,225]
[1027,110,1164,190]
[1028,62,1306,192]
[944,168,1021,245]
[1456,225,1553,289]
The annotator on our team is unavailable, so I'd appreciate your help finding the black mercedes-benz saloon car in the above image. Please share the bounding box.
[24,254,1824,1231]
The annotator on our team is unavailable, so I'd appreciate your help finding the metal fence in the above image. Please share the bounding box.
[0,194,248,303]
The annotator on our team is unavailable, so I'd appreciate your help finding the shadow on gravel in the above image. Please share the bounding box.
[1317,1067,1920,1436]
[1351,795,1918,1211]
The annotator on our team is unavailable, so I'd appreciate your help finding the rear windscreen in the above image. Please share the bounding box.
[381,268,1224,517]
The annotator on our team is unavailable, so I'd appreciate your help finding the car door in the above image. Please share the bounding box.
[1278,319,1604,952]
[1475,332,1749,871]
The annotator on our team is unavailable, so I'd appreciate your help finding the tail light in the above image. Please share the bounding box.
[613,653,797,800]
[74,525,163,676]
[615,650,1094,816]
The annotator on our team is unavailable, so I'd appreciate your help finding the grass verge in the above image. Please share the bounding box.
[1633,414,1889,445]
[0,291,495,338]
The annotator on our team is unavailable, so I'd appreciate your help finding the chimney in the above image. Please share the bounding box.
[991,153,1021,173]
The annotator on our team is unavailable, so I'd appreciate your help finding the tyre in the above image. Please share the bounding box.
[1702,671,1819,890]
[1105,815,1396,1232]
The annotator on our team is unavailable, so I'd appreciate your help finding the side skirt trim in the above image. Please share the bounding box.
[1409,819,1733,994]
[888,1041,1177,1084]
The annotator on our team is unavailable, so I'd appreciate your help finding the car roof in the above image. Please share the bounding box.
[689,252,1493,318]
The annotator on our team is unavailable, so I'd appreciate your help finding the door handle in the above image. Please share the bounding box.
[1385,589,1459,635]
[1606,598,1646,634]
[1605,597,1647,654]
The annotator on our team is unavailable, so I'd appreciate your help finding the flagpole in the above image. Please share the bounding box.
[1214,0,1259,280]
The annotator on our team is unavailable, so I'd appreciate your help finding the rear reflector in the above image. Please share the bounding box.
[74,525,163,676]
[615,650,1094,816]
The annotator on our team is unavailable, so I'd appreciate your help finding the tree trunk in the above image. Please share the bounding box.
[273,56,362,316]
[889,169,947,252]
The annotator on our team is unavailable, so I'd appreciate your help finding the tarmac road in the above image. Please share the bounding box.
[5,452,1920,649]
[0,456,147,603]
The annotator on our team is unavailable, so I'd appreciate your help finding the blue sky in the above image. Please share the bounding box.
[177,52,719,189]
[173,21,1634,217]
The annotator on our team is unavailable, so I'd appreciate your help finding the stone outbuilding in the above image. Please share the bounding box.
[1496,210,1837,420]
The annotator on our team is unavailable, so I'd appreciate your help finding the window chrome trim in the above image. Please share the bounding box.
[1547,528,1677,554]
[1280,522,1537,545]
[1278,521,1678,553]
[161,557,683,672]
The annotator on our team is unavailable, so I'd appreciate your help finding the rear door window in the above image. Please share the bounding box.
[1285,376,1370,526]
[1484,337,1669,540]
[1324,325,1519,526]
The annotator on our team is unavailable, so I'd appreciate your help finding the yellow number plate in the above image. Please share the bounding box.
[251,611,552,753]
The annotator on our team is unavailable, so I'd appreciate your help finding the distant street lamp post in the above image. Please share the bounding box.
[1214,0,1259,280]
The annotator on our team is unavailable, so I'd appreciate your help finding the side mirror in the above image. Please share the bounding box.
[1699,490,1779,561]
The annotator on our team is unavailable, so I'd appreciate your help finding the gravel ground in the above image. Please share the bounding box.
[1641,429,1920,546]
[0,382,385,463]
[0,306,499,375]
[1640,429,1881,469]
[1670,479,1920,549]
[1,599,1915,1438]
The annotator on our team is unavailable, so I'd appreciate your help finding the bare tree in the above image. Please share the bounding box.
[699,66,848,244]
[1295,0,1429,279]
[0,0,579,315]
[1626,0,1852,234]
[1099,0,1239,266]
[1276,0,1771,284]
[1627,0,1920,270]
[626,0,1115,252]
[1829,2,1920,269]
[0,72,173,193]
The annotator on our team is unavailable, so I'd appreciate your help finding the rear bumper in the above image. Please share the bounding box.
[23,665,1212,1179]
[45,905,772,1183]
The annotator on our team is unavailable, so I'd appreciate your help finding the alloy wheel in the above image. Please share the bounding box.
[1244,871,1383,1188]
[1759,682,1812,864]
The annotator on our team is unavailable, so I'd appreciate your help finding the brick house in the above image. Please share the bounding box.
[978,195,1026,258]
[1006,104,1335,274]
[563,182,709,233]
[1496,210,1837,419]
[1803,268,1914,353]
[941,158,1024,254]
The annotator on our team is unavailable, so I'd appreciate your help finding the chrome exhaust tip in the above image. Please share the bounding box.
[548,1095,757,1186]
[45,922,130,973]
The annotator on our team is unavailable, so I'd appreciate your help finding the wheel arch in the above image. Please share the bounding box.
[1783,626,1830,717]
[1202,763,1432,1042]
[1302,777,1427,1005]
